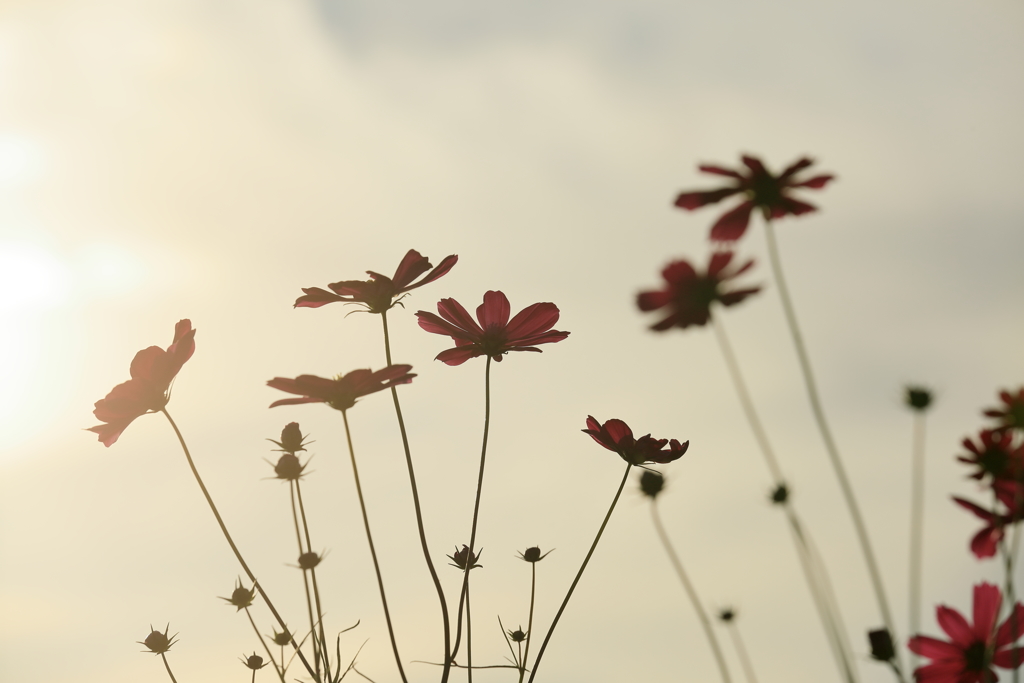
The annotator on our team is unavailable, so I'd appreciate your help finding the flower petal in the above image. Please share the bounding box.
[908,634,965,660]
[973,583,1002,641]
[996,604,1024,646]
[437,298,484,337]
[993,647,1024,669]
[504,302,560,340]
[435,345,483,366]
[936,606,975,648]
[477,290,511,329]
[674,188,741,210]
[698,164,744,179]
[791,174,834,189]
[709,201,755,242]
[389,249,432,289]
[778,157,813,181]
[637,290,672,312]
[294,287,345,308]
[405,253,458,292]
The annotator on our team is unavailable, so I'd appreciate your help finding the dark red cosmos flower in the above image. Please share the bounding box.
[415,290,569,366]
[583,416,688,465]
[985,388,1024,434]
[674,155,834,242]
[637,251,760,331]
[953,482,1024,559]
[267,366,415,412]
[87,319,196,447]
[908,582,1024,683]
[294,249,457,314]
[958,429,1024,485]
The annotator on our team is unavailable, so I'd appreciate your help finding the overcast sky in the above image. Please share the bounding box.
[1,1,1023,682]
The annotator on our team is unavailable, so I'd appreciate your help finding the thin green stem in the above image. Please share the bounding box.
[650,500,732,683]
[340,409,408,683]
[290,482,321,681]
[528,463,632,683]
[909,412,926,670]
[296,480,331,679]
[466,577,474,683]
[245,606,287,683]
[762,221,899,659]
[159,652,179,683]
[518,563,537,683]
[724,620,758,683]
[381,310,452,683]
[159,408,317,681]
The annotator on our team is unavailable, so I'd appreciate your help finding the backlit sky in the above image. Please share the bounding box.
[1,1,1023,682]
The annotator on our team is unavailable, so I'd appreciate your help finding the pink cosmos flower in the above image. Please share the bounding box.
[953,482,1024,559]
[908,582,1024,683]
[674,155,834,242]
[268,366,415,412]
[295,249,458,314]
[415,290,569,366]
[958,429,1024,485]
[583,416,688,465]
[88,320,196,447]
[637,251,760,331]
[985,388,1024,434]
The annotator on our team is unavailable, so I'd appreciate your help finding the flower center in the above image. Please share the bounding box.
[963,641,988,672]
[479,325,509,356]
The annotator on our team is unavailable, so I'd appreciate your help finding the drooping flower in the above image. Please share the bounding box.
[985,388,1024,434]
[267,366,415,412]
[953,482,1024,559]
[957,429,1024,485]
[139,624,178,654]
[583,416,688,465]
[637,252,760,331]
[295,249,458,314]
[416,290,569,366]
[87,320,196,447]
[908,582,1024,683]
[674,155,834,242]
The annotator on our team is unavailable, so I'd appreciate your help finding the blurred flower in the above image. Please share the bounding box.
[770,484,789,505]
[295,249,458,313]
[908,582,1024,682]
[139,624,178,654]
[517,546,552,563]
[953,482,1024,559]
[868,628,896,662]
[718,608,736,623]
[637,252,760,331]
[674,155,834,242]
[957,429,1024,485]
[220,581,256,611]
[241,653,268,670]
[905,386,934,412]
[87,320,196,446]
[507,627,527,643]
[297,551,323,570]
[268,422,310,454]
[447,545,482,570]
[416,290,569,366]
[272,453,307,481]
[268,366,415,411]
[583,416,688,466]
[985,388,1024,433]
[269,628,292,646]
[639,470,665,498]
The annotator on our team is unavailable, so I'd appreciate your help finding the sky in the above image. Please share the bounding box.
[1,0,1023,682]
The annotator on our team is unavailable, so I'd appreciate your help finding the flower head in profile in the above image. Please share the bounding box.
[416,290,569,366]
[295,249,458,314]
[908,582,1024,683]
[637,252,760,331]
[220,581,256,611]
[583,416,689,466]
[269,628,292,647]
[953,481,1024,559]
[674,155,834,242]
[958,429,1024,486]
[517,546,553,563]
[985,388,1024,434]
[448,545,482,570]
[88,320,196,447]
[139,624,178,654]
[268,366,415,412]
[241,653,268,671]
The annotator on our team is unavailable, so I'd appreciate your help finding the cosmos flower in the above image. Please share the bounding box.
[957,429,1024,485]
[267,366,415,412]
[295,249,458,313]
[953,482,1024,559]
[674,155,834,242]
[416,290,569,366]
[908,582,1024,683]
[583,416,688,465]
[637,251,760,331]
[87,320,196,447]
[985,388,1024,434]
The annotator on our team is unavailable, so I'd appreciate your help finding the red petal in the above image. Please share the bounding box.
[778,157,813,181]
[269,396,326,408]
[87,420,137,447]
[661,260,698,284]
[698,164,744,179]
[954,497,997,522]
[791,174,834,189]
[709,201,755,242]
[707,251,735,277]
[416,310,472,340]
[510,330,569,347]
[637,290,671,312]
[993,647,1024,669]
[740,156,768,176]
[436,298,483,337]
[129,346,165,383]
[390,249,431,289]
[327,279,372,297]
[970,525,1003,559]
[602,419,633,446]
[908,634,964,660]
[914,660,974,683]
[936,605,975,647]
[996,604,1024,646]
[505,302,560,340]
[774,197,817,218]
[405,254,458,292]
[674,188,740,210]
[435,346,483,366]
[973,583,1002,640]
[294,287,344,308]
[477,291,511,329]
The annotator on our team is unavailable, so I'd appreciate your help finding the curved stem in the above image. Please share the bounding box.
[908,412,926,671]
[159,652,179,683]
[762,221,899,656]
[340,409,408,683]
[245,606,287,683]
[159,408,317,680]
[650,500,732,683]
[518,563,537,683]
[381,311,452,682]
[528,463,632,683]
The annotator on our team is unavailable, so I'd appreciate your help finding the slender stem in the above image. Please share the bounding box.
[290,482,321,680]
[466,578,474,683]
[451,581,468,661]
[296,481,331,679]
[159,408,317,680]
[650,500,732,683]
[518,563,537,683]
[528,463,632,683]
[762,221,899,656]
[381,310,452,683]
[908,412,926,670]
[340,409,409,683]
[1003,488,1023,682]
[159,652,179,683]
[724,620,759,683]
[245,606,287,683]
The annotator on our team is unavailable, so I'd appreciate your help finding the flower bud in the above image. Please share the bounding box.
[297,551,323,570]
[241,652,268,670]
[639,471,665,498]
[447,545,482,570]
[905,386,933,412]
[220,581,256,611]
[517,546,552,563]
[273,453,307,481]
[868,628,895,662]
[770,484,789,504]
[139,624,178,654]
[507,627,527,643]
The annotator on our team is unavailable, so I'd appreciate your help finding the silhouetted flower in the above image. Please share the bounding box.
[448,545,482,570]
[674,155,834,242]
[953,482,1024,559]
[88,320,196,446]
[868,628,896,662]
[272,453,307,481]
[583,416,688,465]
[268,422,310,454]
[295,249,458,313]
[297,551,323,570]
[268,366,415,411]
[139,624,178,654]
[718,608,736,623]
[269,628,292,646]
[770,484,789,504]
[905,386,934,412]
[241,652,268,670]
[517,546,553,563]
[637,252,760,331]
[220,581,256,611]
[507,627,527,643]
[985,388,1024,434]
[958,429,1024,485]
[639,470,666,498]
[416,290,569,366]
[908,583,1024,683]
